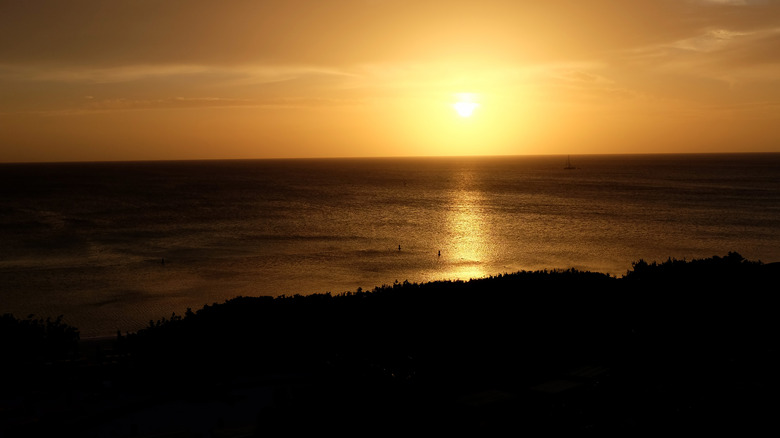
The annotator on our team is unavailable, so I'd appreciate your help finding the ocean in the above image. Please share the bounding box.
[2,153,779,337]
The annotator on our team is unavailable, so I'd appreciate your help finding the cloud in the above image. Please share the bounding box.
[618,21,780,90]
[0,60,364,117]
[0,1,465,68]
[669,29,750,53]
[84,96,253,111]
[80,95,364,112]
[0,0,743,69]
[0,64,211,84]
[0,63,355,86]
[692,0,767,5]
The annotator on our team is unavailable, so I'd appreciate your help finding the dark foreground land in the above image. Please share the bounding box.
[2,252,779,436]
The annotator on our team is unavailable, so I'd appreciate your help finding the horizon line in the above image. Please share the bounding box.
[3,150,780,165]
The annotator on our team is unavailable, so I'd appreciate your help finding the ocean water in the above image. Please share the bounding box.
[2,153,779,337]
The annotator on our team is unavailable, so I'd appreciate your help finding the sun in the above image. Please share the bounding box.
[453,101,479,117]
[452,93,480,118]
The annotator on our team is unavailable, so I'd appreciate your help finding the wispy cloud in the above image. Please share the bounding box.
[669,29,750,53]
[82,95,364,111]
[0,63,354,85]
[692,0,767,5]
[620,24,780,88]
[84,96,252,111]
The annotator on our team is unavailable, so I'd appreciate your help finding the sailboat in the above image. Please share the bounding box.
[564,155,576,170]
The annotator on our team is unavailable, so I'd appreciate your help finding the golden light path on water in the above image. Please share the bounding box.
[442,168,490,281]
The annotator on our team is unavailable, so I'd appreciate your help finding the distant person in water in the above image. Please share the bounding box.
[398,245,401,251]
[438,250,441,257]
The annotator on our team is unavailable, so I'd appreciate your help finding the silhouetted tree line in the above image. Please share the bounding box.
[0,313,80,366]
[104,254,778,400]
[2,253,778,434]
[115,269,621,387]
[0,314,80,395]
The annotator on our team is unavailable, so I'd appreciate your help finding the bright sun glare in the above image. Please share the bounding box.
[453,102,479,117]
[452,93,480,118]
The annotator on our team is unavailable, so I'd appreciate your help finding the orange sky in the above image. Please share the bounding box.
[2,0,780,162]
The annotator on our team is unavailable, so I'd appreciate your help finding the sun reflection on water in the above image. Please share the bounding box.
[443,170,490,280]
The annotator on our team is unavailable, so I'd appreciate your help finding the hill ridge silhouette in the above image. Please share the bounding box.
[2,252,778,435]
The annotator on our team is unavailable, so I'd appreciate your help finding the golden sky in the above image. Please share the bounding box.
[2,0,780,162]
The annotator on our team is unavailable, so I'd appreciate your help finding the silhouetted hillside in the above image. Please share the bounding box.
[0,314,79,380]
[2,253,778,435]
